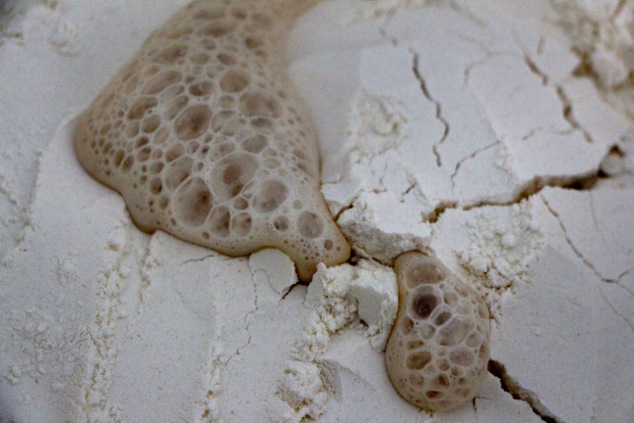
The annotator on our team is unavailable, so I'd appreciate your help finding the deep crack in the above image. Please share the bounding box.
[399,181,417,201]
[450,140,501,189]
[520,49,595,144]
[411,51,450,167]
[488,360,563,423]
[182,253,218,265]
[555,86,594,143]
[333,201,354,222]
[524,55,548,86]
[428,171,597,223]
[281,282,302,301]
[223,272,257,387]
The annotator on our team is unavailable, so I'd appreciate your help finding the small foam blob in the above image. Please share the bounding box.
[74,0,348,282]
[385,252,491,411]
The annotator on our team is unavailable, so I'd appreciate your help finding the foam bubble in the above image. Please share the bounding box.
[252,180,288,213]
[174,105,212,140]
[173,177,213,227]
[144,70,182,95]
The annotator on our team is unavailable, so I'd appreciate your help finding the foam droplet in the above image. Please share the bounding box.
[385,252,491,411]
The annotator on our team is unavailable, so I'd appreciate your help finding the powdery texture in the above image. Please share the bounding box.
[274,361,329,423]
[274,263,357,422]
[74,0,349,282]
[458,201,544,290]
[385,252,491,411]
[274,261,398,421]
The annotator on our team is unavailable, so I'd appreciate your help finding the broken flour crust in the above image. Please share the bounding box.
[73,0,348,282]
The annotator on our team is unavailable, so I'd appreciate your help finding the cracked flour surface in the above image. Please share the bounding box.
[1,0,634,422]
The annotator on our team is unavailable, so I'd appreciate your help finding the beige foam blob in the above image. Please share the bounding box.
[385,252,491,411]
[74,0,349,282]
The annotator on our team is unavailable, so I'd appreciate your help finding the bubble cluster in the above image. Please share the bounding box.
[385,252,491,411]
[74,0,349,281]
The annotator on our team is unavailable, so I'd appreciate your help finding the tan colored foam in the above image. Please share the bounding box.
[385,252,491,411]
[74,0,348,282]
